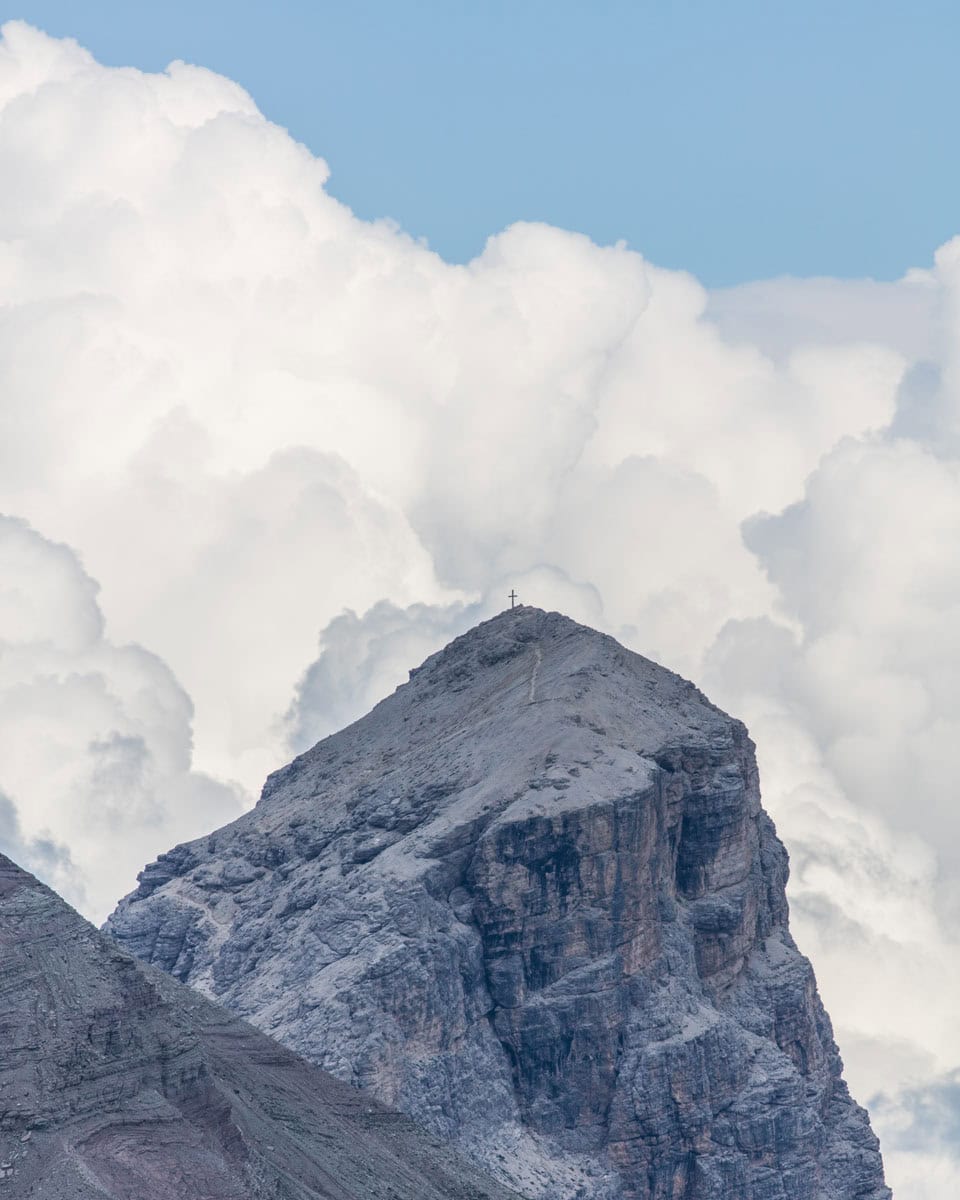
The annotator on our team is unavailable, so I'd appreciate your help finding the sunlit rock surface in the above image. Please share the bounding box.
[0,854,522,1199]
[108,608,890,1199]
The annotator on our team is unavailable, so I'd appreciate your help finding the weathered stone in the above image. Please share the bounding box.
[108,608,891,1199]
[0,854,523,1199]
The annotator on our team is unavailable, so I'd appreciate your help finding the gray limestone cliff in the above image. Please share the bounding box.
[107,607,891,1200]
[0,852,522,1199]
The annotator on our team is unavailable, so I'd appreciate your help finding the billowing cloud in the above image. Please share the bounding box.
[869,1071,960,1200]
[0,789,75,901]
[0,515,241,918]
[1,18,959,1195]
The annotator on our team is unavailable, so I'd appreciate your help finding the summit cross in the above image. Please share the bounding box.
[509,589,518,608]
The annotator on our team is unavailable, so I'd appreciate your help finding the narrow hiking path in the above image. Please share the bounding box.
[528,645,542,703]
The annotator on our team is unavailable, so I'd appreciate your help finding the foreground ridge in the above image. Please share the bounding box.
[109,607,891,1199]
[0,853,523,1199]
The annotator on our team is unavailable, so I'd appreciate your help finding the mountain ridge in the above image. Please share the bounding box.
[0,850,524,1199]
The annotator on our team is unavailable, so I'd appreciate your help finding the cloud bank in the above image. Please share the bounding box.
[1,19,958,1195]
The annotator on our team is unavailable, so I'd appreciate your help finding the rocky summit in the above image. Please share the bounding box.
[0,853,522,1199]
[107,607,891,1200]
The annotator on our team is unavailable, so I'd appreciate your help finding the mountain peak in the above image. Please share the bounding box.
[108,613,890,1200]
[408,605,687,701]
[262,606,728,820]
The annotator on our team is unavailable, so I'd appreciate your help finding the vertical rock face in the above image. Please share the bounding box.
[107,608,891,1200]
[0,853,523,1199]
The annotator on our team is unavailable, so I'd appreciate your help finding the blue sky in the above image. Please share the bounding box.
[7,0,960,285]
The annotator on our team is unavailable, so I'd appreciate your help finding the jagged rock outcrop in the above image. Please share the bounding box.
[107,608,891,1199]
[0,853,523,1199]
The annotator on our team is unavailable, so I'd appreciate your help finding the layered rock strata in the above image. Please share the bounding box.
[0,853,522,1200]
[108,607,891,1199]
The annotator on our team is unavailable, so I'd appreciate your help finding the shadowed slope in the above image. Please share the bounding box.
[0,853,523,1200]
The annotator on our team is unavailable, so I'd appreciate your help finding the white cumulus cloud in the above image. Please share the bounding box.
[0,514,241,918]
[0,19,958,1195]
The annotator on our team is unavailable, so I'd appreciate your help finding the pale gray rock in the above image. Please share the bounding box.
[107,608,891,1199]
[0,853,523,1199]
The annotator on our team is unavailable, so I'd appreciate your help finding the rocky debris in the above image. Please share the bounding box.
[0,853,523,1200]
[108,607,891,1199]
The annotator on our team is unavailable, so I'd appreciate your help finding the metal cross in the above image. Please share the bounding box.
[509,589,518,608]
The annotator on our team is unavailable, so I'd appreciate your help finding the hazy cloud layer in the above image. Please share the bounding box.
[1,20,958,1195]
